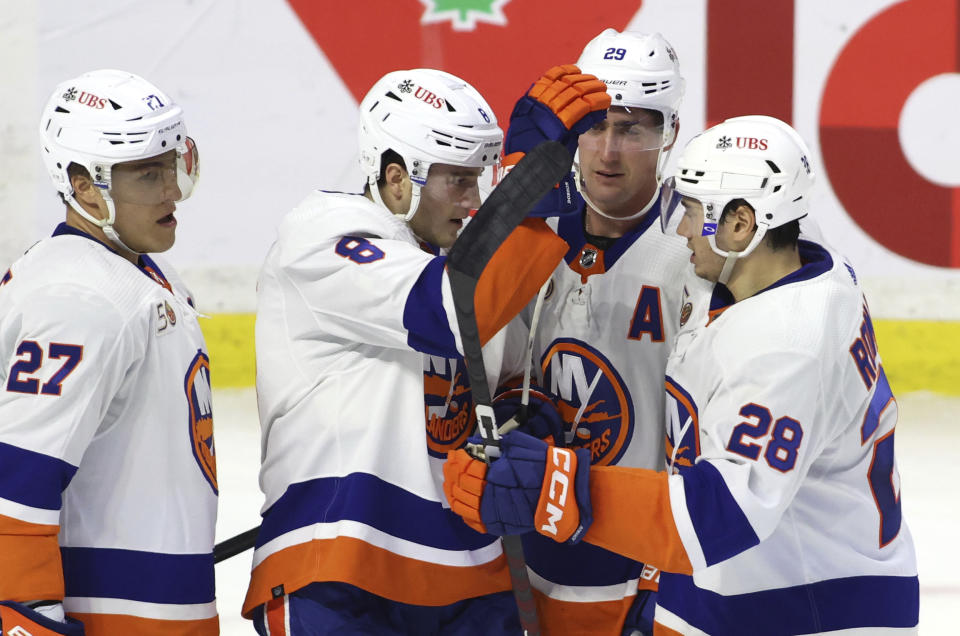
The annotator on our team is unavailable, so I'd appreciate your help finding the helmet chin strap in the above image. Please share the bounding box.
[710,224,768,286]
[575,141,674,223]
[66,190,143,256]
[368,174,424,223]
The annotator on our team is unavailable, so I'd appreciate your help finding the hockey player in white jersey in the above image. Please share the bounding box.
[444,116,920,634]
[493,29,694,634]
[245,68,608,634]
[0,70,216,635]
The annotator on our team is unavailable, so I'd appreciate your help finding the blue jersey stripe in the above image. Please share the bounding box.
[258,472,496,552]
[683,460,759,565]
[402,256,459,357]
[61,547,215,604]
[0,442,77,510]
[658,571,919,633]
[523,531,645,586]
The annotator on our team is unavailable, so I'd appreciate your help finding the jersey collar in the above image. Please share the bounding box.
[556,196,661,271]
[52,222,173,291]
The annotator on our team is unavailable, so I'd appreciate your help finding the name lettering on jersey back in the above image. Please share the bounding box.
[849,302,880,390]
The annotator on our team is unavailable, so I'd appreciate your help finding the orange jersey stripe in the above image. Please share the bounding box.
[654,622,686,636]
[67,613,219,635]
[0,513,63,601]
[244,536,511,617]
[585,467,693,575]
[532,590,634,636]
[475,218,568,345]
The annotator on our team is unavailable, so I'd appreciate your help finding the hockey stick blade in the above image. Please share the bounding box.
[447,140,571,636]
[213,525,259,564]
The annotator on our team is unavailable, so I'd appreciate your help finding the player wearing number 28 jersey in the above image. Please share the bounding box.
[443,116,918,635]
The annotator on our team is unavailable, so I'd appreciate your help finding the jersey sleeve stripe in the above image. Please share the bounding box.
[402,256,459,357]
[61,547,214,605]
[680,460,760,566]
[0,441,78,510]
[67,612,219,635]
[473,218,569,345]
[0,514,64,601]
[243,534,511,617]
[585,466,693,575]
[256,473,496,552]
[656,571,919,634]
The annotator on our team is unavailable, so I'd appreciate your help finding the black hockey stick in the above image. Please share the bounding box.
[447,140,573,636]
[213,526,259,564]
[210,143,572,589]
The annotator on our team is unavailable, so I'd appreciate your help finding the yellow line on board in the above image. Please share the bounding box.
[199,314,960,396]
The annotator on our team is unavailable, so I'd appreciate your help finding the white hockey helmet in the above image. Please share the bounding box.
[577,29,684,147]
[39,69,199,251]
[574,29,685,220]
[669,115,815,281]
[358,68,503,221]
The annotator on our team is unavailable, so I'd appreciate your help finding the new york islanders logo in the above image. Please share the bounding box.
[185,351,217,493]
[424,354,474,458]
[541,339,633,465]
[665,376,700,473]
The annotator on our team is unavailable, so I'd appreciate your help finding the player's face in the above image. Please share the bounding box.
[677,197,726,281]
[577,107,663,217]
[410,164,483,249]
[109,150,182,253]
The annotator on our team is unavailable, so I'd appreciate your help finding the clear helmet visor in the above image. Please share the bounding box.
[105,137,199,205]
[419,166,484,212]
[577,108,665,154]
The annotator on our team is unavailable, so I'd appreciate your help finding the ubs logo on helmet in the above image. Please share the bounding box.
[541,339,633,465]
[185,351,217,493]
[414,86,446,109]
[424,355,474,458]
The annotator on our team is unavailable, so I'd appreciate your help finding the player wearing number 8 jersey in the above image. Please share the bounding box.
[245,68,607,634]
[444,116,919,634]
[0,70,216,635]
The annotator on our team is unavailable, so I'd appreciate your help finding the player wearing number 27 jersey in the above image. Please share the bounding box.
[0,70,216,635]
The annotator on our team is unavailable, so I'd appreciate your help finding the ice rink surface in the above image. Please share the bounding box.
[211,388,960,635]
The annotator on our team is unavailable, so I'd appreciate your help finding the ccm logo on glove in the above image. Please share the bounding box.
[536,447,579,539]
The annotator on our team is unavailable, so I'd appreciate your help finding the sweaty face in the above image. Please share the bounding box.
[676,197,726,282]
[108,150,182,254]
[577,107,664,217]
[409,164,483,249]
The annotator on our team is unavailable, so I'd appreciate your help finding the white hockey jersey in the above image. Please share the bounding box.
[244,191,565,616]
[501,196,695,633]
[585,240,919,635]
[0,224,218,635]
